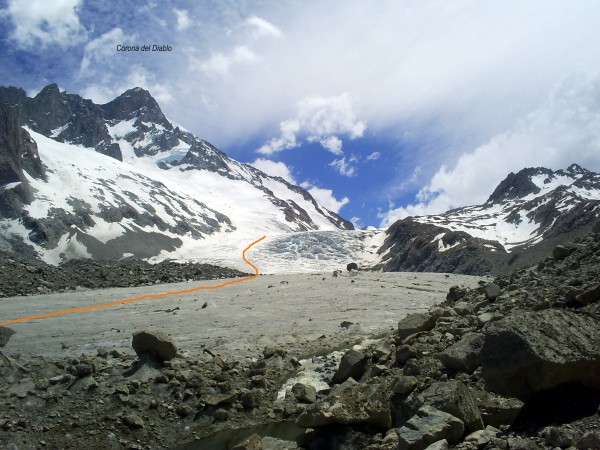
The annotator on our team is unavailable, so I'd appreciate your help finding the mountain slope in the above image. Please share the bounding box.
[0,84,352,264]
[377,165,600,274]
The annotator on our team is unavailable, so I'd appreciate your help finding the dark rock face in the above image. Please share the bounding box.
[0,84,122,161]
[486,167,551,203]
[0,102,46,218]
[481,309,600,400]
[376,219,508,275]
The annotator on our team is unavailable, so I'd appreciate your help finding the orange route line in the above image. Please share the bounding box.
[0,235,266,327]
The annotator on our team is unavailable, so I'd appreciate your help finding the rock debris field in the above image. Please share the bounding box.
[1,227,600,450]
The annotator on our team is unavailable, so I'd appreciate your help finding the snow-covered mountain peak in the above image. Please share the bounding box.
[0,83,353,263]
[101,87,170,127]
[417,165,600,251]
[377,165,600,275]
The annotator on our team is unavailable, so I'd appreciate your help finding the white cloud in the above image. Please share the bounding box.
[366,151,380,161]
[2,0,86,48]
[246,16,283,40]
[257,93,366,154]
[199,46,255,76]
[250,158,296,183]
[350,216,363,229]
[304,185,349,213]
[378,74,600,227]
[80,28,128,75]
[319,136,343,155]
[174,8,192,31]
[329,156,358,177]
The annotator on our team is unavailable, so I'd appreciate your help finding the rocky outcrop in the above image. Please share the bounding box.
[376,219,507,275]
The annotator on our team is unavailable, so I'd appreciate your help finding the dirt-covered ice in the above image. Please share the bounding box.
[0,270,484,361]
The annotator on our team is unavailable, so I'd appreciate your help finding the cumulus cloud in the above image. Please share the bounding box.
[319,136,343,155]
[193,15,281,78]
[301,183,349,213]
[258,93,366,154]
[199,46,255,76]
[174,8,192,31]
[80,27,128,74]
[329,156,358,177]
[2,0,86,48]
[251,158,296,183]
[378,74,600,227]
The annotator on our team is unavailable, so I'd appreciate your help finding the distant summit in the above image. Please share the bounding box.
[377,165,600,274]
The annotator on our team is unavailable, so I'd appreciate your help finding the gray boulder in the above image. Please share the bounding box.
[396,344,418,365]
[395,406,464,450]
[0,326,15,348]
[481,309,600,399]
[332,349,369,384]
[132,330,177,362]
[291,383,317,404]
[553,245,571,260]
[419,380,484,432]
[574,283,600,305]
[398,313,437,341]
[484,283,501,301]
[435,333,484,374]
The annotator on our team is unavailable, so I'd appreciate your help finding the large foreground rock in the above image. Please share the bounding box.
[132,330,177,362]
[481,309,600,399]
[296,378,392,430]
[394,406,464,450]
[419,381,484,432]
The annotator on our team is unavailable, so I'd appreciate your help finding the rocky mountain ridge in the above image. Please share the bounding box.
[377,165,600,275]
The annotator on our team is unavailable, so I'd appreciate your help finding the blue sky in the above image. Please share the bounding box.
[2,1,600,228]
